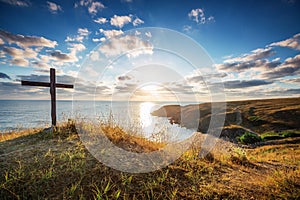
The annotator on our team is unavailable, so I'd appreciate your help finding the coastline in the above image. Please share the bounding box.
[152,97,300,144]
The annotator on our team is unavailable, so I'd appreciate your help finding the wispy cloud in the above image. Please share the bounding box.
[49,50,75,62]
[1,46,37,67]
[223,47,274,63]
[223,79,273,89]
[270,33,300,50]
[65,28,90,43]
[281,78,300,84]
[260,54,300,79]
[133,17,144,26]
[212,32,300,99]
[75,0,105,15]
[117,75,132,81]
[2,46,38,59]
[216,47,278,72]
[11,58,29,66]
[0,0,31,7]
[0,30,57,48]
[47,1,62,14]
[93,17,107,24]
[78,28,90,37]
[183,25,192,33]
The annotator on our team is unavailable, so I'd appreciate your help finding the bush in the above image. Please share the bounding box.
[238,132,262,144]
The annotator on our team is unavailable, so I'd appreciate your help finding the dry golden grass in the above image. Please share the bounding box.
[100,124,165,153]
[0,121,299,199]
[0,128,43,142]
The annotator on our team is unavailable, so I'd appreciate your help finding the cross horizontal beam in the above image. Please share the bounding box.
[21,68,74,127]
[21,80,74,89]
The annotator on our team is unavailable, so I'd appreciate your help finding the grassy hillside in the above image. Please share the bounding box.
[0,121,299,199]
[152,97,300,144]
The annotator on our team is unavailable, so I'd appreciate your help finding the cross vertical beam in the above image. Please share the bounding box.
[50,68,56,126]
[21,68,74,127]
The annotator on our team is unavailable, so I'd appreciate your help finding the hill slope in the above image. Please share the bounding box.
[0,121,299,199]
[152,97,300,143]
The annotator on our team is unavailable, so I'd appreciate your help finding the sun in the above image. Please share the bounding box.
[141,84,160,93]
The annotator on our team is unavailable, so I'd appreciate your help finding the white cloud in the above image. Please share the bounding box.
[94,17,107,24]
[260,54,300,79]
[216,47,277,72]
[78,0,89,6]
[99,29,124,38]
[188,8,214,25]
[47,1,62,14]
[0,30,57,48]
[92,37,106,42]
[135,30,141,35]
[66,70,79,77]
[40,54,50,63]
[65,36,76,42]
[88,1,104,14]
[75,0,105,15]
[11,58,29,66]
[133,17,144,26]
[78,28,90,37]
[270,33,300,50]
[32,61,51,69]
[46,42,86,65]
[0,0,31,7]
[1,46,39,67]
[65,28,90,43]
[110,15,132,28]
[224,47,274,63]
[49,50,76,62]
[183,25,192,32]
[69,43,86,53]
[188,8,205,24]
[99,35,153,58]
[145,31,152,38]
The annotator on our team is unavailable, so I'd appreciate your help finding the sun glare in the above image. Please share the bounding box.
[139,102,155,129]
[141,85,159,93]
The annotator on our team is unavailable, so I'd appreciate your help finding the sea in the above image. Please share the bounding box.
[0,100,196,142]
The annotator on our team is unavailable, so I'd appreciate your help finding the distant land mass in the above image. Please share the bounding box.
[152,97,300,144]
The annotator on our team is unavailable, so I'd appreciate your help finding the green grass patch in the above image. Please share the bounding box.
[237,132,262,144]
[261,130,300,140]
[248,115,261,122]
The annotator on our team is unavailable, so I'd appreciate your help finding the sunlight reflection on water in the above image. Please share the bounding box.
[139,102,154,129]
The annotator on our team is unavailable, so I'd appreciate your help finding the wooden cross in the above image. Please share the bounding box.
[21,68,74,126]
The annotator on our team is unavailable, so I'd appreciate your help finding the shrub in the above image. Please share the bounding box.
[238,132,262,144]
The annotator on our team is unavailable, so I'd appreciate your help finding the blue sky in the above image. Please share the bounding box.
[0,0,299,101]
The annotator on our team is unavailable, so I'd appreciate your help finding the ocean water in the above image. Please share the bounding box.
[0,100,195,141]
